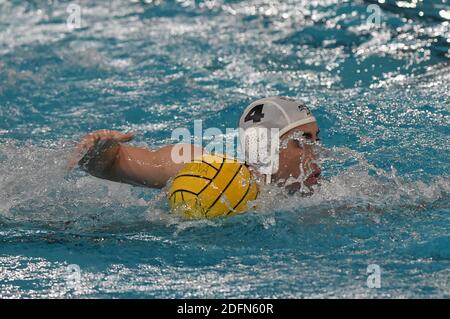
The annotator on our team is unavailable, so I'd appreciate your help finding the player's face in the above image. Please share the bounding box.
[273,122,321,190]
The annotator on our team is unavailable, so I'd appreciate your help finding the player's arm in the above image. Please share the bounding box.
[67,130,202,188]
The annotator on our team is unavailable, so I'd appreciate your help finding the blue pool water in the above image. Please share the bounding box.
[0,0,449,298]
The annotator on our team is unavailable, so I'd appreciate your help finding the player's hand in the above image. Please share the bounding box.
[67,130,134,171]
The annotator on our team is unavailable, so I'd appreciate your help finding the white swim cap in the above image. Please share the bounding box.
[238,96,316,183]
[239,96,316,144]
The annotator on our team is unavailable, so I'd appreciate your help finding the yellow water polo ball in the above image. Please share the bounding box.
[168,154,259,219]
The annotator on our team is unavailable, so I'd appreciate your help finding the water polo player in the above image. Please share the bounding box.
[67,96,321,217]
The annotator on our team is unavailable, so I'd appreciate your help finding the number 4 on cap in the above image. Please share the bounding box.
[244,104,265,123]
